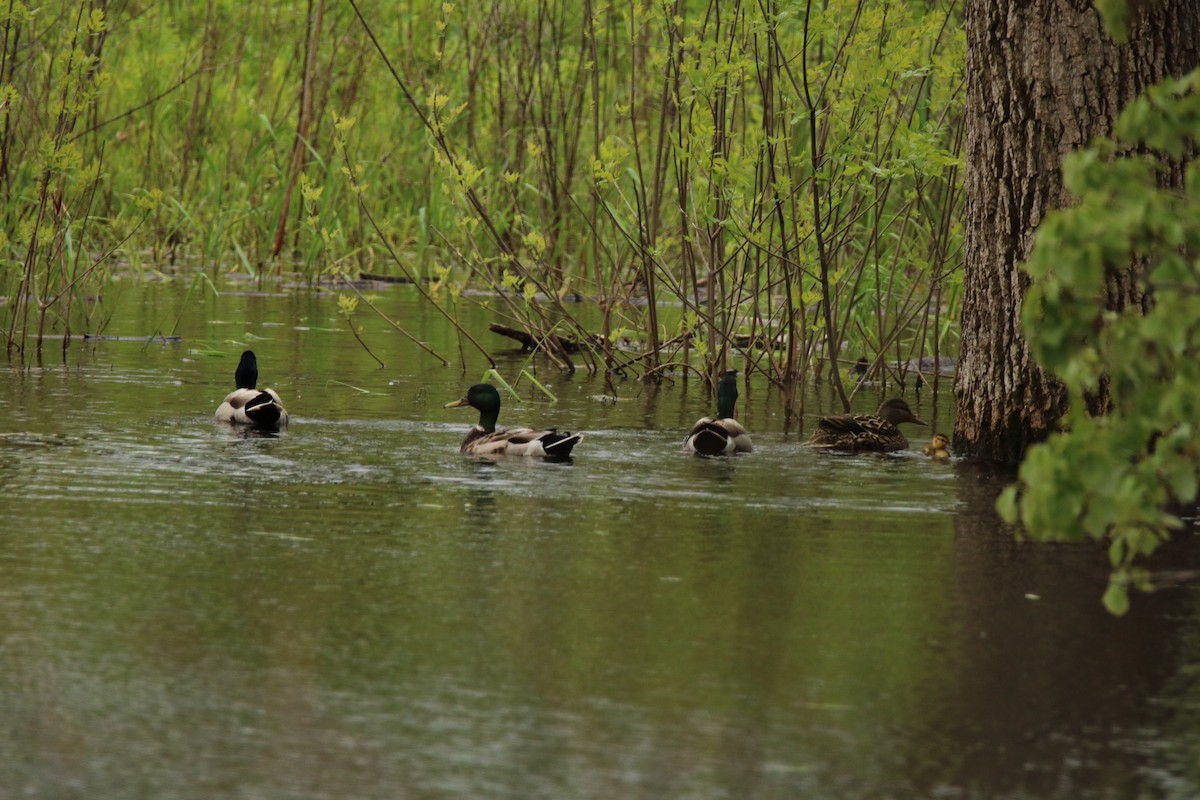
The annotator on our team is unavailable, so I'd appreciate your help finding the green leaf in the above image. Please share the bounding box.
[995,485,1020,524]
[1108,537,1126,568]
[1094,0,1129,43]
[1102,581,1130,616]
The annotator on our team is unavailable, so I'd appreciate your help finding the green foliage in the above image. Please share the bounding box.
[1094,0,1130,44]
[2,0,963,382]
[1,1,118,353]
[999,69,1200,613]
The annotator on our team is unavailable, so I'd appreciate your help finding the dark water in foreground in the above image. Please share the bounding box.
[1,280,1198,799]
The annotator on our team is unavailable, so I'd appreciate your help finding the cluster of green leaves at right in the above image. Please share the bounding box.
[997,69,1200,615]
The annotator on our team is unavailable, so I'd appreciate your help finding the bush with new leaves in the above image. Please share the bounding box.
[998,70,1200,615]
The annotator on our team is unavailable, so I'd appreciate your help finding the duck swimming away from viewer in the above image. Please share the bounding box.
[808,397,926,453]
[215,350,288,430]
[684,370,753,456]
[445,383,582,458]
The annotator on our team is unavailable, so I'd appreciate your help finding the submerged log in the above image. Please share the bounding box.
[81,334,183,343]
[488,322,588,354]
[357,272,424,284]
[731,332,786,350]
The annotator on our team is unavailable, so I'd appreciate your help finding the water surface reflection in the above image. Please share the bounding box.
[0,282,1197,799]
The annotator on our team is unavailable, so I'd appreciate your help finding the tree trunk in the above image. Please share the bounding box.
[954,0,1200,463]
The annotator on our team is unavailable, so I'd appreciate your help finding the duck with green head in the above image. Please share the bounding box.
[808,397,925,453]
[215,350,288,430]
[445,383,583,458]
[684,370,753,456]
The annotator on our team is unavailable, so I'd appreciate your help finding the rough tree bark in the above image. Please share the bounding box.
[954,0,1200,463]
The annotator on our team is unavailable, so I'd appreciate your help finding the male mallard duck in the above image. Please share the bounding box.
[922,432,952,460]
[445,383,582,458]
[684,370,753,456]
[215,350,288,430]
[808,397,926,453]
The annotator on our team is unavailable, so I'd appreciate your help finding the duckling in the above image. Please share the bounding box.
[922,433,952,459]
[215,350,288,430]
[445,383,582,458]
[684,370,753,456]
[808,397,926,453]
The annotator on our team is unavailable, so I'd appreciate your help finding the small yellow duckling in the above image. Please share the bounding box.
[921,433,951,460]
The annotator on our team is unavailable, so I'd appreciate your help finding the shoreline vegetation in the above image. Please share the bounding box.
[1,0,964,419]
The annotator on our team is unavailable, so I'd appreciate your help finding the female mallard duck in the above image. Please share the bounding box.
[445,383,583,458]
[922,433,952,460]
[215,350,288,430]
[684,370,753,456]
[808,397,926,453]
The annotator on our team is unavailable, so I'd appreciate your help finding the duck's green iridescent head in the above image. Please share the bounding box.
[716,370,738,419]
[446,383,502,431]
[235,350,259,390]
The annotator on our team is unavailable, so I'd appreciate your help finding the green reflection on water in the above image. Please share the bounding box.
[0,281,1197,800]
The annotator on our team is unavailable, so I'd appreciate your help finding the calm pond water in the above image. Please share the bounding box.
[1,278,1198,799]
